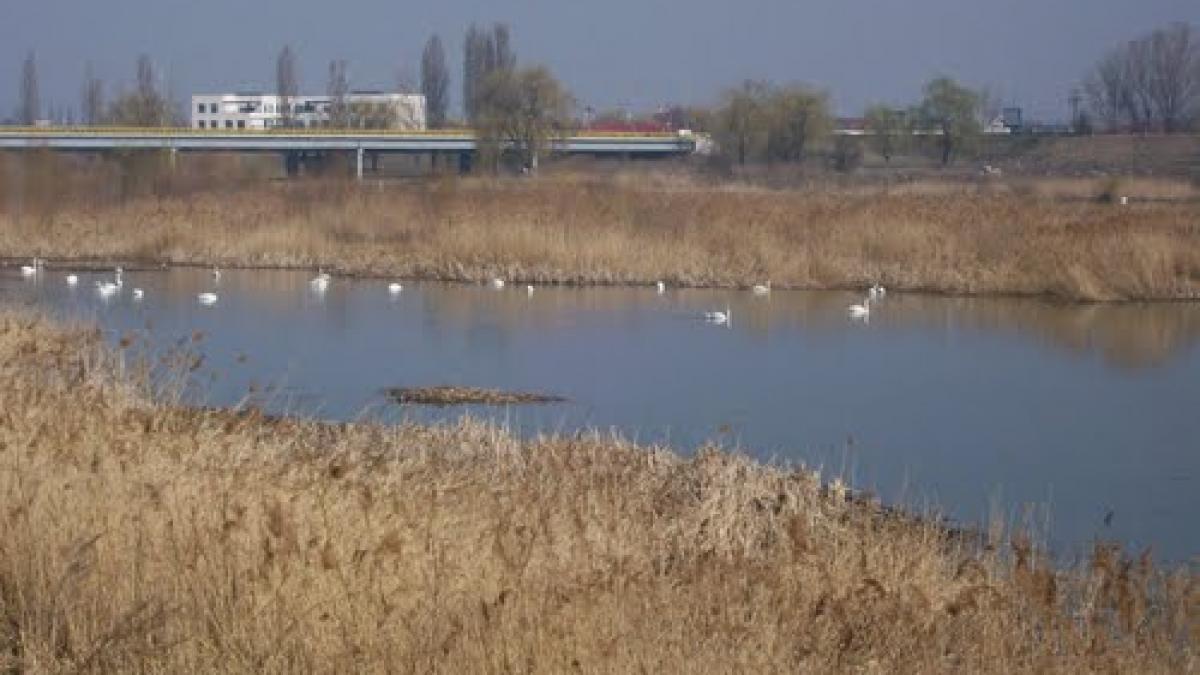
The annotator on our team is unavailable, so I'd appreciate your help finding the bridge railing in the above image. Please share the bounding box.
[0,126,693,141]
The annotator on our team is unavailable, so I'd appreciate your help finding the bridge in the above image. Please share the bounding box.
[0,127,698,177]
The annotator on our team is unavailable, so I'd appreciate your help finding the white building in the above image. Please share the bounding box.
[190,91,426,130]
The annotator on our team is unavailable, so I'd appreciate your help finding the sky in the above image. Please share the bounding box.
[1,0,1197,122]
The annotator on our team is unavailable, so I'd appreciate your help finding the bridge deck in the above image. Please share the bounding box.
[0,128,696,154]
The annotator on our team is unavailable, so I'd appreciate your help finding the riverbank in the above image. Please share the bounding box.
[2,172,1199,301]
[0,310,1194,672]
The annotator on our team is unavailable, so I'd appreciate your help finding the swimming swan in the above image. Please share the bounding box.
[848,297,871,321]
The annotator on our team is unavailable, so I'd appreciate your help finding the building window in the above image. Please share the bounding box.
[197,103,205,114]
[225,120,233,129]
[237,120,246,129]
[196,121,204,129]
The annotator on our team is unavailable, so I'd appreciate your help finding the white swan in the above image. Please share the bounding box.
[197,292,218,306]
[526,284,535,296]
[20,257,40,277]
[656,281,666,294]
[114,267,124,287]
[490,277,505,289]
[387,282,403,295]
[132,288,144,301]
[310,269,331,292]
[868,283,886,300]
[704,305,732,325]
[211,267,221,281]
[752,280,771,296]
[65,274,78,286]
[848,297,871,321]
[96,281,120,298]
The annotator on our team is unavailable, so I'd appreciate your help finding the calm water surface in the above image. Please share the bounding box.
[4,267,1199,562]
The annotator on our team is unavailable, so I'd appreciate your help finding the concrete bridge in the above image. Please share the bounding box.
[0,127,698,177]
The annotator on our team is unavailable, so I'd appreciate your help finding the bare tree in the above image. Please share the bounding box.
[136,54,155,100]
[864,104,908,163]
[1085,22,1199,132]
[492,23,515,71]
[1148,23,1198,132]
[917,77,981,165]
[463,23,516,123]
[764,85,831,163]
[327,59,349,127]
[421,34,450,128]
[716,80,770,165]
[463,24,485,122]
[474,65,573,172]
[108,55,174,126]
[276,45,298,128]
[19,50,39,125]
[1085,50,1130,128]
[81,63,105,125]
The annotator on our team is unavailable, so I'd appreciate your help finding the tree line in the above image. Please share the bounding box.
[10,19,1197,170]
[1082,22,1199,133]
[15,51,174,127]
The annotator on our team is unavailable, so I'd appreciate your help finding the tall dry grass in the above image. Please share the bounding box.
[1,168,1199,301]
[0,310,1196,672]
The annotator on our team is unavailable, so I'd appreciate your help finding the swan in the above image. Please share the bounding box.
[868,283,886,300]
[752,281,771,296]
[96,281,120,298]
[704,305,732,325]
[65,274,78,286]
[114,267,124,287]
[20,257,40,277]
[197,292,218,306]
[310,269,331,292]
[848,297,871,321]
[211,267,221,281]
[387,282,403,294]
[526,284,535,296]
[656,281,666,294]
[132,288,144,301]
[490,277,505,289]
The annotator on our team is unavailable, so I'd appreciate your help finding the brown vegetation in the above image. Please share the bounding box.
[0,310,1196,671]
[2,155,1200,301]
[386,385,566,406]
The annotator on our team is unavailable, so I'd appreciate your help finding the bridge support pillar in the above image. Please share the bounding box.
[283,151,300,177]
[355,147,364,180]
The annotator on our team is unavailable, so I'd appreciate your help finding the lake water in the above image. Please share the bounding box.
[4,266,1199,563]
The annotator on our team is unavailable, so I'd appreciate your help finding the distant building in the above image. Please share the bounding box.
[190,91,426,130]
[835,117,869,136]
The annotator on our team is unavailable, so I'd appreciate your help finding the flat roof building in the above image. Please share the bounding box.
[190,92,426,131]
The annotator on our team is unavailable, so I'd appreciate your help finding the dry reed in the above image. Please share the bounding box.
[0,310,1195,672]
[1,169,1198,301]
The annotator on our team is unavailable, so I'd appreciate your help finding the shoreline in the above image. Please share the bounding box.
[0,309,1194,671]
[2,175,1199,302]
[6,256,1200,304]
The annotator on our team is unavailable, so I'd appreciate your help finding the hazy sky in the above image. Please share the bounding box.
[2,0,1197,121]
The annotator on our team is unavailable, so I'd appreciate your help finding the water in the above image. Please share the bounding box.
[5,266,1199,563]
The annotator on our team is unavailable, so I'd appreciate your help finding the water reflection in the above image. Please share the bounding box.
[2,265,1199,563]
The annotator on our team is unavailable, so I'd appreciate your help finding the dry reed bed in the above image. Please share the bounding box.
[2,175,1199,301]
[0,311,1195,672]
